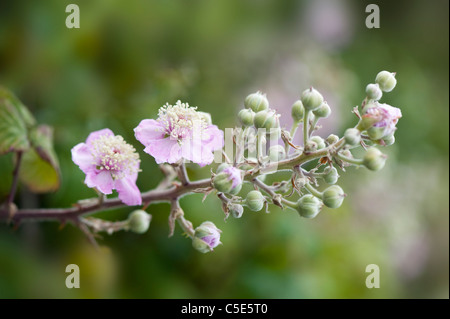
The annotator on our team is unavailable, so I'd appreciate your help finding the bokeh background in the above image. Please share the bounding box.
[0,0,448,298]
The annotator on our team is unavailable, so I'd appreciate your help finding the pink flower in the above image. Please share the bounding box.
[71,129,142,206]
[134,101,224,167]
[362,102,402,137]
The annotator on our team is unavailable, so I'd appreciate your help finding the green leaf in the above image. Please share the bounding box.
[19,125,61,193]
[0,86,36,155]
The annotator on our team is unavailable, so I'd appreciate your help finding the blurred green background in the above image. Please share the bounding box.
[0,0,448,298]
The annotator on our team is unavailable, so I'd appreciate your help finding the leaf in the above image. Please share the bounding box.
[19,125,61,193]
[0,86,36,155]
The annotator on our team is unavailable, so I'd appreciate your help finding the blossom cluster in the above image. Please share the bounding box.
[71,71,401,253]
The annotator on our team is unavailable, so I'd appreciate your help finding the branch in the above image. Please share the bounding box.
[0,137,345,225]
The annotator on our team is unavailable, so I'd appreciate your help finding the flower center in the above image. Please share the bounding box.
[91,135,140,179]
[158,100,207,142]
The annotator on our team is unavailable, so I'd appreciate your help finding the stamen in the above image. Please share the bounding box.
[157,100,207,143]
[91,135,140,180]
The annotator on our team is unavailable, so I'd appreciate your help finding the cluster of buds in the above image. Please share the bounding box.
[213,70,401,232]
[65,70,400,254]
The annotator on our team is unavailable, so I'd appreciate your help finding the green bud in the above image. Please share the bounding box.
[375,71,397,92]
[198,111,212,125]
[344,128,361,146]
[296,194,322,219]
[192,237,211,254]
[216,163,231,174]
[291,100,305,122]
[367,126,385,141]
[238,109,255,127]
[254,110,279,130]
[127,210,151,234]
[245,190,265,212]
[382,133,395,146]
[244,91,269,112]
[312,101,331,118]
[322,185,345,208]
[360,99,378,116]
[363,147,387,171]
[310,136,326,150]
[323,166,339,185]
[301,87,324,111]
[326,134,339,145]
[192,221,221,253]
[365,83,383,101]
[229,203,244,218]
[268,145,286,162]
[304,140,317,153]
[213,173,234,193]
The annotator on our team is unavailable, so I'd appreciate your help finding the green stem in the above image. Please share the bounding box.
[304,183,323,198]
[303,111,310,146]
[336,153,363,166]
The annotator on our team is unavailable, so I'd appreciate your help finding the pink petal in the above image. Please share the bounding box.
[134,119,166,147]
[71,143,95,173]
[180,137,214,167]
[115,176,142,206]
[144,137,182,164]
[202,125,224,151]
[86,128,114,146]
[85,170,114,195]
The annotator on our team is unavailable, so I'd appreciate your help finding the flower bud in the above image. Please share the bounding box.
[216,163,230,174]
[268,145,286,162]
[365,83,383,101]
[304,140,317,153]
[296,194,322,219]
[213,166,242,195]
[326,134,339,145]
[301,87,324,111]
[382,133,395,146]
[127,210,151,234]
[323,166,339,185]
[313,101,331,118]
[192,221,221,253]
[238,109,255,127]
[322,185,345,208]
[310,136,326,150]
[291,100,304,122]
[254,110,279,131]
[344,128,361,146]
[363,147,387,171]
[245,190,265,212]
[375,71,397,92]
[244,91,269,112]
[367,126,385,141]
[229,203,244,219]
[198,111,212,125]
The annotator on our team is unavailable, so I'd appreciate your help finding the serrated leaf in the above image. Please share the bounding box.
[0,86,36,155]
[19,125,61,193]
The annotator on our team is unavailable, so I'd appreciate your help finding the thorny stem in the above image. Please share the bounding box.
[0,137,346,225]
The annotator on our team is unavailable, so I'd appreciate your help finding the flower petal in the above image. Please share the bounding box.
[134,119,166,147]
[71,143,95,174]
[181,137,214,167]
[86,128,114,146]
[85,170,114,195]
[202,125,224,151]
[115,176,142,206]
[144,137,182,164]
